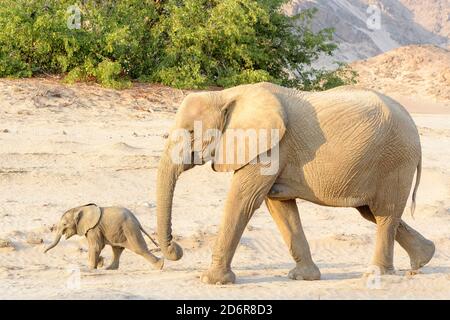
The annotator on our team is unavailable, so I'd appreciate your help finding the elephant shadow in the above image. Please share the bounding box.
[235,271,363,285]
[236,262,364,284]
[412,265,450,275]
[236,274,290,285]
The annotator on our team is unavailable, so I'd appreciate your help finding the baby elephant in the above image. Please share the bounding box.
[44,204,163,270]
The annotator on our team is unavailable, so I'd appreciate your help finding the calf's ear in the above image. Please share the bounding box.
[75,205,101,236]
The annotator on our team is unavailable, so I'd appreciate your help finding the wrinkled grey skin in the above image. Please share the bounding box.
[45,204,163,270]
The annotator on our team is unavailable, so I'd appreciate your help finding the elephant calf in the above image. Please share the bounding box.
[44,204,164,270]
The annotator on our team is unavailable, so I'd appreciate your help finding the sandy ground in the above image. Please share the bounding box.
[0,79,449,299]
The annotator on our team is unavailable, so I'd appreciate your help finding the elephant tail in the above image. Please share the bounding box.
[411,155,422,219]
[140,226,160,248]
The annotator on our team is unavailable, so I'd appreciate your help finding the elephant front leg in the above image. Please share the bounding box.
[87,233,104,270]
[200,208,244,285]
[201,164,277,285]
[88,246,102,270]
[266,198,320,280]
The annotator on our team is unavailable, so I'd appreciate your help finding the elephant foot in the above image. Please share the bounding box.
[153,258,164,270]
[409,239,435,270]
[201,268,236,285]
[363,264,396,278]
[405,269,422,276]
[288,262,321,280]
[106,263,119,270]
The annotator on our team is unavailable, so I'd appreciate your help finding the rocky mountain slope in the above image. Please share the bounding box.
[285,1,450,107]
[351,44,450,107]
[286,0,450,62]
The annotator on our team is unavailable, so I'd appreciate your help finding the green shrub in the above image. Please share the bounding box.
[304,62,359,91]
[0,0,356,90]
[65,59,132,89]
[0,0,157,88]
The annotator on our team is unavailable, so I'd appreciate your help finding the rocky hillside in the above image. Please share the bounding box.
[285,0,450,62]
[350,45,450,106]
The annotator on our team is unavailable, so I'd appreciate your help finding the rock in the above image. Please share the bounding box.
[141,201,156,208]
[17,110,32,115]
[2,129,9,133]
[0,238,14,249]
[26,234,44,245]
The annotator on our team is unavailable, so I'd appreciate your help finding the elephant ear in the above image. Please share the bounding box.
[75,204,102,236]
[212,86,287,172]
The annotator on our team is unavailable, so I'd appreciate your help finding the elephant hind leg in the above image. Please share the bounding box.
[266,198,320,280]
[370,213,400,274]
[106,246,124,270]
[396,221,435,270]
[124,229,164,270]
[357,205,435,270]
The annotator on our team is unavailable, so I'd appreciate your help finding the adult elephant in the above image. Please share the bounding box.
[156,82,435,284]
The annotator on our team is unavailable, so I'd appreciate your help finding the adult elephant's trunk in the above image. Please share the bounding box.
[44,230,62,253]
[156,150,185,261]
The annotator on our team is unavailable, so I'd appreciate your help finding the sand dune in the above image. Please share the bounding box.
[0,79,449,299]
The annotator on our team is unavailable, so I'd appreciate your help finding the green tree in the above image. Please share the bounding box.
[153,1,341,88]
